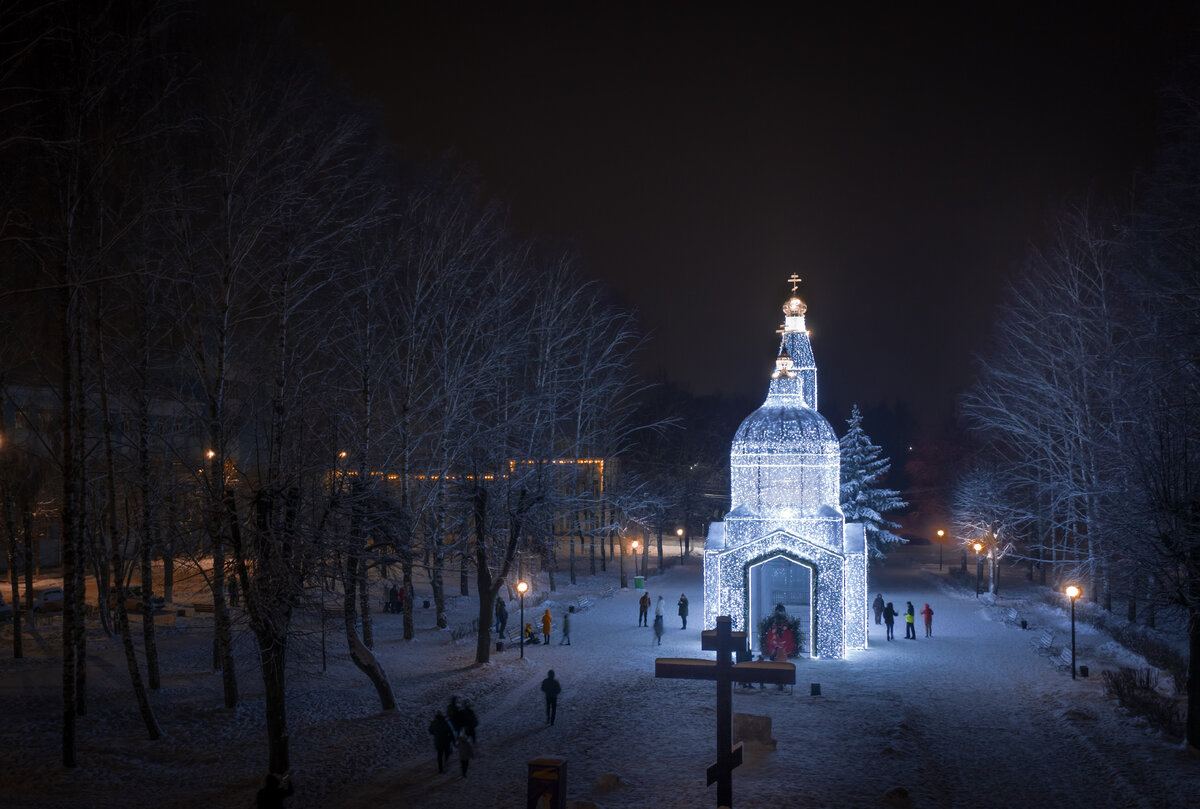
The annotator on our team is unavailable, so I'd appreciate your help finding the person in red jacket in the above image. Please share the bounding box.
[919,603,934,637]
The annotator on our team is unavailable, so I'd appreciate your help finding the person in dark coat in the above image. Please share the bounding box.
[456,732,474,777]
[428,710,456,773]
[560,612,571,645]
[919,602,934,637]
[653,613,664,645]
[387,584,400,613]
[255,772,292,809]
[905,601,916,639]
[458,699,479,742]
[872,593,884,625]
[494,596,508,634]
[882,602,897,641]
[638,592,651,626]
[677,593,689,629]
[446,695,463,733]
[541,669,562,725]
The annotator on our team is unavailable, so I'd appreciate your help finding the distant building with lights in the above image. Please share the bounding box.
[703,276,867,658]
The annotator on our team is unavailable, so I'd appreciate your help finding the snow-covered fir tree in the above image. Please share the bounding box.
[839,404,907,559]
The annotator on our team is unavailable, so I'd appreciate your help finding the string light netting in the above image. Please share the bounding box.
[704,278,868,658]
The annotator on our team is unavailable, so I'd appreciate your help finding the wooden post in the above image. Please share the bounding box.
[656,616,794,809]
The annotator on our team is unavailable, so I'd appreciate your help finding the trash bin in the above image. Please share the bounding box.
[1079,665,1089,678]
[527,757,567,809]
[634,576,644,589]
[496,640,505,652]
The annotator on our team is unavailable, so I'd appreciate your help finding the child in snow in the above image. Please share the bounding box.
[919,603,934,637]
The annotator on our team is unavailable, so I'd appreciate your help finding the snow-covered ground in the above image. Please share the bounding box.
[0,545,1195,809]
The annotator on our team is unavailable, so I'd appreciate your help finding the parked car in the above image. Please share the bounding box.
[108,585,166,613]
[33,587,64,613]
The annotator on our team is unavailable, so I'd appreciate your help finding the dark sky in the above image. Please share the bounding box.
[271,1,1197,431]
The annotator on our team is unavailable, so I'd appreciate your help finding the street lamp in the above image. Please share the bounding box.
[936,529,945,571]
[517,581,528,659]
[631,540,639,579]
[1065,585,1080,679]
[677,527,685,561]
[973,542,983,597]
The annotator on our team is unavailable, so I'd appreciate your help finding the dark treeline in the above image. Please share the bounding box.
[953,71,1200,750]
[0,0,704,776]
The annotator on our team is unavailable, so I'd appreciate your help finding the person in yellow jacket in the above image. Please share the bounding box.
[904,601,917,639]
[541,609,553,645]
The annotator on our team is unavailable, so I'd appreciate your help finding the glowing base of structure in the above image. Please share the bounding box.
[704,520,867,659]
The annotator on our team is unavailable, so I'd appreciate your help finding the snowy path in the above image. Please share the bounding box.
[331,551,1195,809]
[0,547,1195,809]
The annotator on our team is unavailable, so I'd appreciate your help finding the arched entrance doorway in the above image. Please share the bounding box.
[746,553,815,658]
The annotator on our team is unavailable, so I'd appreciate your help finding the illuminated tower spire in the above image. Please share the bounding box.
[771,274,817,410]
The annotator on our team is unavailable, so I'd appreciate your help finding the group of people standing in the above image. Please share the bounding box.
[872,594,934,641]
[638,592,688,645]
[427,695,480,776]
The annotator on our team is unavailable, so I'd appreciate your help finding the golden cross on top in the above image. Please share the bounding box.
[787,273,802,293]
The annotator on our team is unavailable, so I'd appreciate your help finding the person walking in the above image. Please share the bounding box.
[455,732,474,777]
[882,601,897,641]
[904,601,916,639]
[541,669,562,725]
[919,602,934,637]
[559,612,571,645]
[638,591,651,626]
[458,699,478,742]
[541,609,553,646]
[677,593,689,629]
[653,613,664,645]
[446,695,464,733]
[655,595,664,622]
[428,710,456,773]
[872,593,884,625]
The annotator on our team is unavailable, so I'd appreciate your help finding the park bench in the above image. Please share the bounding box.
[572,594,593,612]
[1033,629,1054,654]
[602,584,616,599]
[449,618,478,642]
[1056,646,1075,672]
[1003,607,1019,624]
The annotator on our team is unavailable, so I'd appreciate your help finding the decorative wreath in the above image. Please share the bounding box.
[757,604,804,659]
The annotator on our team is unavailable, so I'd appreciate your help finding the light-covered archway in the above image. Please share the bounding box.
[704,527,849,659]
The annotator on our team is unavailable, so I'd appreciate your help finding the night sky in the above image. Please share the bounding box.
[269,2,1198,432]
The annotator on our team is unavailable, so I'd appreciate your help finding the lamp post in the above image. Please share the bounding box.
[936,529,945,571]
[1065,585,1080,679]
[517,581,528,659]
[677,527,685,562]
[632,540,639,579]
[973,542,983,597]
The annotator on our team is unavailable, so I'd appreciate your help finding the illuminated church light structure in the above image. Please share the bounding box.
[703,276,867,659]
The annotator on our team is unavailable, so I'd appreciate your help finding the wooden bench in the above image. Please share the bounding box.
[1003,607,1019,624]
[572,595,593,612]
[1056,646,1075,672]
[602,584,616,599]
[1033,629,1054,653]
[449,618,478,642]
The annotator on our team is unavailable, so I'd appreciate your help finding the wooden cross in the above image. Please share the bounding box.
[655,615,795,809]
